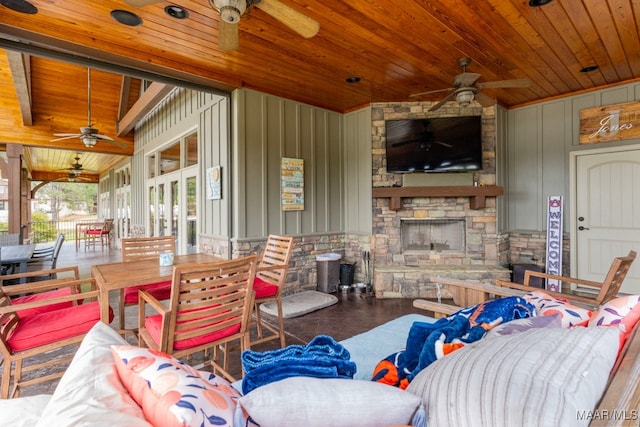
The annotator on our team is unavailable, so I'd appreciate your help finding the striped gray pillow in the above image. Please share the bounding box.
[407,326,620,427]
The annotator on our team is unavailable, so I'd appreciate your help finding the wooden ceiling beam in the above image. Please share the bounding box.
[117,75,132,121]
[116,82,174,137]
[6,51,32,126]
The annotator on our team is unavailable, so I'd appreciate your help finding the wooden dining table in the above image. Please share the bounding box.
[1,244,35,283]
[91,253,222,324]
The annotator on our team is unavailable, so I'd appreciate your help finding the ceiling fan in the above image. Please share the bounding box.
[125,0,320,51]
[410,58,532,112]
[51,68,128,149]
[55,172,93,183]
[56,154,97,177]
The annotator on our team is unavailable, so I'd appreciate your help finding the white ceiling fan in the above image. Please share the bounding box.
[125,0,320,51]
[410,58,532,112]
[50,68,128,149]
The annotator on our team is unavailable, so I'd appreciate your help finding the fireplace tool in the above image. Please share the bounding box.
[362,250,372,294]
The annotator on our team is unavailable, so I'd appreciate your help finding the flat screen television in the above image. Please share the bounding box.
[384,116,483,173]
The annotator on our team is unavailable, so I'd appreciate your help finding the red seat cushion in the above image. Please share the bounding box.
[13,288,75,318]
[123,281,172,304]
[145,312,241,351]
[85,230,103,235]
[253,276,279,299]
[7,301,111,352]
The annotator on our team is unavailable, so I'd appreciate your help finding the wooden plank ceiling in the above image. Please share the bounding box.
[1,0,640,180]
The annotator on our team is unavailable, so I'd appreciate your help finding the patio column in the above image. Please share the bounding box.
[7,144,28,235]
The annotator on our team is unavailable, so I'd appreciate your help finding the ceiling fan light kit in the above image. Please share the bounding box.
[455,89,475,107]
[213,0,246,23]
[81,135,98,148]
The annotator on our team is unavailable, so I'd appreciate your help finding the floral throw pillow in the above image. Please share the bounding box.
[589,295,640,327]
[111,345,240,427]
[589,295,640,349]
[524,291,593,327]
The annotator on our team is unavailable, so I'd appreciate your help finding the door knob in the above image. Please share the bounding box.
[578,226,590,231]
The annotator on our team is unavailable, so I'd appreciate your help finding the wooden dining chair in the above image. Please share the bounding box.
[0,276,110,398]
[85,219,114,250]
[119,235,176,331]
[137,255,257,382]
[496,250,637,308]
[250,234,294,348]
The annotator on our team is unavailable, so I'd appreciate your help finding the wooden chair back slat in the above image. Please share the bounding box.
[255,235,294,287]
[122,235,175,261]
[498,250,638,307]
[166,256,256,350]
[0,276,105,397]
[596,250,637,303]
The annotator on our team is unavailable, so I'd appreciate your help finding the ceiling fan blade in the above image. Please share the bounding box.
[409,88,455,98]
[96,133,114,141]
[219,20,239,51]
[53,133,80,137]
[477,78,531,89]
[50,135,80,142]
[255,0,320,39]
[428,91,457,112]
[104,138,130,149]
[475,92,496,107]
[124,0,163,6]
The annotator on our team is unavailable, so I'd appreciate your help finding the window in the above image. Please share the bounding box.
[185,132,198,167]
[160,142,181,175]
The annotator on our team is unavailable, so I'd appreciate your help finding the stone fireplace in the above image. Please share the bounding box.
[370,102,511,298]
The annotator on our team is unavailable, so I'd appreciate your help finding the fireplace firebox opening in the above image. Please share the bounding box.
[401,218,466,253]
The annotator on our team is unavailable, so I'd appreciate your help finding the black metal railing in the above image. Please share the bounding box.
[29,219,99,244]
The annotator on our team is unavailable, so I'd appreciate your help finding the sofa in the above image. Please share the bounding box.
[1,296,640,427]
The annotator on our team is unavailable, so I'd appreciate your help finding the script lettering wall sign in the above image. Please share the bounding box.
[579,100,640,144]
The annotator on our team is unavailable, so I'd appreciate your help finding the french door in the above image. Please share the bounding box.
[574,147,640,294]
[147,168,198,254]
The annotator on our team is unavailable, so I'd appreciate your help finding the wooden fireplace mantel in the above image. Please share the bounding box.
[372,185,504,210]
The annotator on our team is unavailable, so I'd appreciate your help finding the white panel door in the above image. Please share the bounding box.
[576,149,640,294]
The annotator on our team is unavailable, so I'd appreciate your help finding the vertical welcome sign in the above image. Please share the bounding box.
[546,196,563,292]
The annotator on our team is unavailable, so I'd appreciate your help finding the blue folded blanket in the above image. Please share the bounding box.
[372,296,536,388]
[241,335,357,394]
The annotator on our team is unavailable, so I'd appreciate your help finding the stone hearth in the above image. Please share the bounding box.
[374,264,510,299]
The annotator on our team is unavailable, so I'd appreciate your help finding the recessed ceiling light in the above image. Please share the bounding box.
[528,0,553,6]
[0,0,37,14]
[346,76,361,84]
[111,9,143,27]
[165,5,189,19]
[580,65,599,73]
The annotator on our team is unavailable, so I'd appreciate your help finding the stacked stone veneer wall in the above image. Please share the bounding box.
[199,233,371,295]
[371,102,511,298]
[506,231,571,276]
[231,233,346,296]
